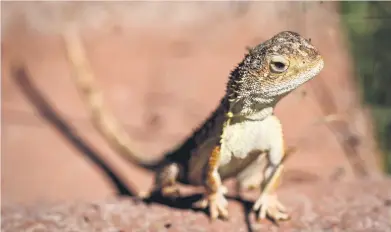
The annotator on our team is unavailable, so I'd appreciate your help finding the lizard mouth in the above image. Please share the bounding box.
[266,57,324,97]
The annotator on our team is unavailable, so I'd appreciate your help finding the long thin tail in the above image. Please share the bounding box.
[62,25,162,170]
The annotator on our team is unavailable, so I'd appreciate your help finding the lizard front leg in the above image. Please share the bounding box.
[253,161,289,222]
[194,146,229,220]
[253,116,290,222]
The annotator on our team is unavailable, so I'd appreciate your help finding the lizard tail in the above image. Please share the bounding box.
[62,25,162,171]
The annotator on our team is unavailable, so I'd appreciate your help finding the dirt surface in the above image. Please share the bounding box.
[2,179,391,232]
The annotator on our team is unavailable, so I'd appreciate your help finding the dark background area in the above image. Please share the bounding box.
[341,1,391,172]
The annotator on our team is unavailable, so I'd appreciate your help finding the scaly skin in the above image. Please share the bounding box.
[63,29,324,222]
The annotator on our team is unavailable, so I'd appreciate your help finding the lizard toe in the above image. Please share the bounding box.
[194,190,229,220]
[209,192,229,220]
[253,194,290,222]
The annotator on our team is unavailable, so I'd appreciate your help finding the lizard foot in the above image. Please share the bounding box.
[161,185,181,198]
[193,189,229,220]
[137,185,180,200]
[253,194,290,222]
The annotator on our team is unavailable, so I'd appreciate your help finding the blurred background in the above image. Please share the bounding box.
[1,1,390,205]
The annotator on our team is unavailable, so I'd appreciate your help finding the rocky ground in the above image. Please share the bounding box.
[2,179,391,232]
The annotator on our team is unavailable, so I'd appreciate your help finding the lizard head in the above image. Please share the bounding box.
[228,31,324,109]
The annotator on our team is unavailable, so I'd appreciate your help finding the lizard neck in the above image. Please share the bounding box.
[228,94,277,121]
[241,106,274,121]
[226,63,283,121]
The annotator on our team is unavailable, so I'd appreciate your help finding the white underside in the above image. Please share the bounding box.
[187,115,283,186]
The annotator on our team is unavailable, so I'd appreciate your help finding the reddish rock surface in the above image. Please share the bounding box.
[1,2,389,231]
[2,179,391,232]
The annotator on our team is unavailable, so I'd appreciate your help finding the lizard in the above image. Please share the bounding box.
[62,28,324,222]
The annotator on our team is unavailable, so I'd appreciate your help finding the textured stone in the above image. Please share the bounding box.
[2,179,391,232]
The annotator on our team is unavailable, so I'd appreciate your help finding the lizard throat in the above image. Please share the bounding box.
[228,96,275,121]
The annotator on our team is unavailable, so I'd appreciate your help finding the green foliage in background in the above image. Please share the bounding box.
[340,2,391,173]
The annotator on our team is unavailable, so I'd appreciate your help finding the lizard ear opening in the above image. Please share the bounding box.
[270,55,289,73]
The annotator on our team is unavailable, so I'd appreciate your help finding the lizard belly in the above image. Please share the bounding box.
[186,116,274,185]
[218,118,272,179]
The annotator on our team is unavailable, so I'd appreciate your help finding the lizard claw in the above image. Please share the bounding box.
[253,194,290,222]
[193,189,229,220]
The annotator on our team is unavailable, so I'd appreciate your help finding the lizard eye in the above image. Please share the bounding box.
[270,55,289,73]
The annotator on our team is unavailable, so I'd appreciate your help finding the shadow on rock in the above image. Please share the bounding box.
[11,64,137,197]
